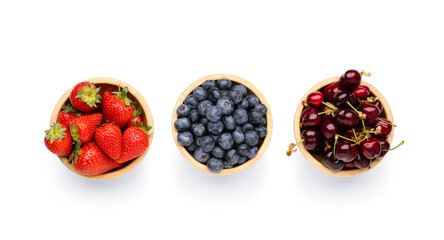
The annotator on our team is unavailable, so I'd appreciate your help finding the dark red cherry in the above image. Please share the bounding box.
[307,91,324,107]
[354,154,371,169]
[322,151,344,171]
[339,70,361,90]
[301,129,322,151]
[332,90,357,108]
[322,82,341,102]
[342,129,356,140]
[360,104,380,125]
[360,137,381,159]
[374,118,393,137]
[335,108,359,128]
[377,138,390,157]
[344,162,356,169]
[335,140,359,162]
[320,119,338,141]
[353,85,370,99]
[301,107,321,127]
[374,100,383,115]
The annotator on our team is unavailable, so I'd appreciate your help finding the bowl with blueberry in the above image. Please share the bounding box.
[290,70,403,177]
[172,74,272,174]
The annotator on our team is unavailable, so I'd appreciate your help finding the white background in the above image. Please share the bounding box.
[1,0,443,239]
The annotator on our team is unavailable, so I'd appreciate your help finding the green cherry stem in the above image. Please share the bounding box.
[352,128,357,139]
[336,134,357,143]
[352,136,369,147]
[382,141,404,151]
[377,117,397,127]
[333,135,338,159]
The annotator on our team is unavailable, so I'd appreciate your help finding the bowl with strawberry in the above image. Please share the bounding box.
[44,77,154,180]
[289,70,403,177]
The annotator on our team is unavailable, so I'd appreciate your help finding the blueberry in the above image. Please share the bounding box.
[218,133,234,150]
[259,117,267,126]
[177,104,191,117]
[196,137,204,146]
[247,146,258,159]
[223,116,236,131]
[207,121,224,135]
[192,123,206,137]
[189,110,200,123]
[200,117,209,126]
[232,130,244,144]
[194,147,211,163]
[255,126,267,138]
[206,106,222,122]
[202,80,216,91]
[249,109,263,125]
[185,95,199,109]
[212,146,225,159]
[231,84,247,97]
[228,89,243,105]
[212,134,221,142]
[244,130,259,146]
[198,100,213,116]
[220,90,229,97]
[223,161,233,169]
[208,88,221,103]
[233,109,248,125]
[237,98,249,110]
[200,136,215,152]
[217,79,232,90]
[207,158,224,173]
[193,87,208,102]
[254,104,267,115]
[241,123,254,133]
[217,97,234,115]
[237,143,251,157]
[225,149,240,165]
[246,94,260,108]
[238,156,248,165]
[177,131,193,146]
[186,142,198,152]
[174,117,191,131]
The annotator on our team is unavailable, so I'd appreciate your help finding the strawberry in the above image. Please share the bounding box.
[70,141,122,176]
[95,123,122,160]
[116,124,152,163]
[70,113,103,143]
[69,82,101,112]
[102,86,133,129]
[44,122,73,157]
[57,103,82,127]
[125,108,143,129]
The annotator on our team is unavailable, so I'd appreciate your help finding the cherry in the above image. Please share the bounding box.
[320,119,339,141]
[377,138,390,157]
[353,85,370,99]
[360,137,381,159]
[344,162,356,169]
[374,118,393,137]
[301,129,322,151]
[322,82,341,102]
[335,140,359,162]
[374,100,383,115]
[354,154,371,169]
[335,108,359,128]
[307,91,324,107]
[322,151,344,171]
[360,104,380,125]
[342,129,356,140]
[318,105,331,121]
[339,69,361,90]
[333,90,357,108]
[301,107,321,127]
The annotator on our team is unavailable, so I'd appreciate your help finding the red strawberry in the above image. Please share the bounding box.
[57,103,82,127]
[116,124,152,163]
[95,123,122,160]
[44,123,73,157]
[69,82,101,112]
[70,113,103,143]
[71,141,122,176]
[102,86,134,129]
[125,108,143,129]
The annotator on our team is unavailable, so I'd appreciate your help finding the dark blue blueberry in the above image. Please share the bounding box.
[223,116,236,131]
[218,132,234,150]
[186,142,198,152]
[193,87,208,102]
[255,126,267,138]
[198,100,213,116]
[217,79,232,90]
[212,134,221,142]
[194,147,211,163]
[185,95,199,109]
[174,117,191,131]
[196,137,204,146]
[200,117,209,126]
[228,89,243,105]
[225,149,240,165]
[212,146,225,159]
[231,84,248,97]
[223,161,233,169]
[208,88,221,103]
[238,156,248,165]
[200,136,215,152]
[177,104,191,117]
[202,80,216,91]
[244,130,259,146]
[232,130,244,144]
[206,106,222,122]
[233,108,248,125]
[207,158,224,173]
[177,131,193,146]
[189,110,200,123]
[217,97,234,115]
[246,94,260,108]
[247,146,258,159]
[254,104,267,115]
[237,98,249,110]
[220,90,229,97]
[192,123,206,137]
[259,117,267,126]
[237,143,251,157]
[207,121,224,135]
[241,123,254,133]
[249,109,263,125]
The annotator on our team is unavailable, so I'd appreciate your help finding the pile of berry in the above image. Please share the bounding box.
[175,79,268,173]
[44,82,152,176]
[288,70,402,171]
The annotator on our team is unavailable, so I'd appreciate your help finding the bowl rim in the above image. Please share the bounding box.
[50,77,154,180]
[293,76,394,177]
[172,73,273,175]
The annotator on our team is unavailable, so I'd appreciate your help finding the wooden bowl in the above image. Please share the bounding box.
[294,77,394,177]
[50,77,154,180]
[172,74,273,175]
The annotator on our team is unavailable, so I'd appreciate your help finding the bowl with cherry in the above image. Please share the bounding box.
[289,70,403,177]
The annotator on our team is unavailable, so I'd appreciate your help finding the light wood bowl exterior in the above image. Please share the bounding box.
[172,74,273,175]
[50,77,154,180]
[294,77,394,177]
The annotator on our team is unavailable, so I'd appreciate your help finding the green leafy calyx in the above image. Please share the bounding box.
[45,122,67,144]
[75,82,102,108]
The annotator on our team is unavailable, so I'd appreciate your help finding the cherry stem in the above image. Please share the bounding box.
[361,70,371,77]
[352,128,357,139]
[317,111,330,115]
[382,141,404,151]
[352,136,369,147]
[336,134,357,143]
[377,117,397,127]
[347,101,360,114]
[361,119,366,131]
[333,136,338,159]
